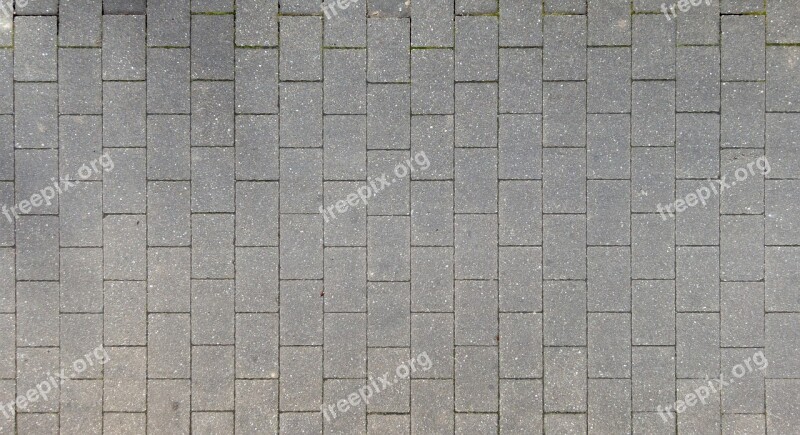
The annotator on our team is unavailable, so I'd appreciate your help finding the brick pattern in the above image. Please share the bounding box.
[0,0,798,433]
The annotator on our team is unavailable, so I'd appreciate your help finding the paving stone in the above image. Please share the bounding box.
[368,414,409,435]
[368,281,410,346]
[103,81,147,148]
[192,0,233,12]
[411,0,452,47]
[589,313,631,379]
[147,48,190,114]
[677,47,720,112]
[367,150,410,215]
[676,313,719,379]
[544,347,587,413]
[631,346,675,411]
[411,380,454,433]
[324,247,367,312]
[543,148,586,214]
[148,313,191,378]
[148,247,191,313]
[499,49,541,115]
[455,280,497,346]
[16,215,59,280]
[588,0,630,46]
[632,81,675,147]
[454,16,497,81]
[280,16,322,81]
[587,246,630,312]
[766,380,800,432]
[455,82,496,148]
[147,380,190,434]
[104,0,146,14]
[411,49,453,115]
[280,82,323,148]
[280,214,323,279]
[676,0,719,44]
[721,282,764,348]
[279,346,322,411]
[15,83,58,149]
[104,215,147,280]
[59,181,103,247]
[410,247,453,313]
[411,181,452,245]
[455,346,497,412]
[632,15,674,80]
[324,312,366,378]
[588,379,631,434]
[147,181,190,246]
[191,213,235,279]
[191,346,234,410]
[721,82,765,149]
[62,380,103,434]
[721,414,765,435]
[324,49,366,114]
[766,247,800,312]
[235,380,279,434]
[676,246,719,312]
[192,412,233,434]
[499,180,541,246]
[722,16,765,81]
[280,280,323,346]
[102,16,145,80]
[544,0,585,13]
[235,247,278,314]
[0,249,13,311]
[105,281,147,346]
[455,148,496,213]
[58,48,102,115]
[59,0,102,46]
[720,215,764,281]
[543,214,585,280]
[454,214,497,280]
[103,148,146,213]
[676,379,721,433]
[587,47,630,114]
[543,15,586,81]
[720,148,765,214]
[191,147,235,212]
[16,281,59,346]
[15,16,57,81]
[15,148,59,214]
[148,0,190,46]
[766,313,800,378]
[279,413,320,433]
[366,348,410,413]
[144,117,189,181]
[631,147,674,212]
[191,15,234,80]
[767,47,800,112]
[236,0,277,46]
[280,148,322,213]
[235,115,278,181]
[235,313,278,379]
[499,313,541,378]
[411,115,453,180]
[59,116,103,182]
[766,114,800,179]
[543,82,585,147]
[632,214,675,279]
[456,0,496,14]
[767,0,800,43]
[677,113,719,180]
[324,0,366,47]
[104,347,147,412]
[544,280,586,346]
[0,117,10,176]
[588,180,629,246]
[367,83,410,149]
[191,81,234,147]
[323,181,367,246]
[368,18,410,82]
[587,114,630,179]
[632,280,675,346]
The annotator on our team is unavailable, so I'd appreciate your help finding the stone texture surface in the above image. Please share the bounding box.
[0,2,795,433]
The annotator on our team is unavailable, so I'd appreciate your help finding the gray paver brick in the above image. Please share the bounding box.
[588,0,630,46]
[59,0,102,46]
[147,380,190,434]
[544,347,587,412]
[632,280,675,346]
[367,83,410,149]
[767,0,800,43]
[236,0,277,47]
[543,15,586,81]
[192,147,235,212]
[500,0,541,47]
[588,47,631,114]
[455,148,497,213]
[148,247,191,312]
[454,16,497,81]
[324,49,366,114]
[368,18,410,83]
[455,280,497,346]
[544,281,586,346]
[148,0,190,47]
[411,49,454,115]
[148,48,190,114]
[17,215,59,281]
[280,82,323,148]
[368,282,410,346]
[455,214,497,280]
[148,181,191,246]
[632,15,674,80]
[105,281,147,346]
[236,115,279,180]
[411,0,452,47]
[324,247,367,312]
[235,313,278,379]
[499,48,542,114]
[543,148,586,214]
[280,280,323,346]
[324,0,366,47]
[280,214,323,279]
[148,313,191,378]
[455,346,497,412]
[280,17,322,81]
[103,82,146,148]
[15,16,57,81]
[543,82,586,148]
[192,346,234,410]
[102,16,145,80]
[147,115,191,180]
[59,49,102,115]
[543,214,585,280]
[191,81,235,147]
[192,214,235,279]
[15,83,58,149]
[191,15,234,80]
[455,82,496,149]
[104,214,147,280]
[499,180,541,245]
[103,148,146,214]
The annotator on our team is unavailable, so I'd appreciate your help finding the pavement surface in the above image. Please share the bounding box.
[0,0,799,433]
